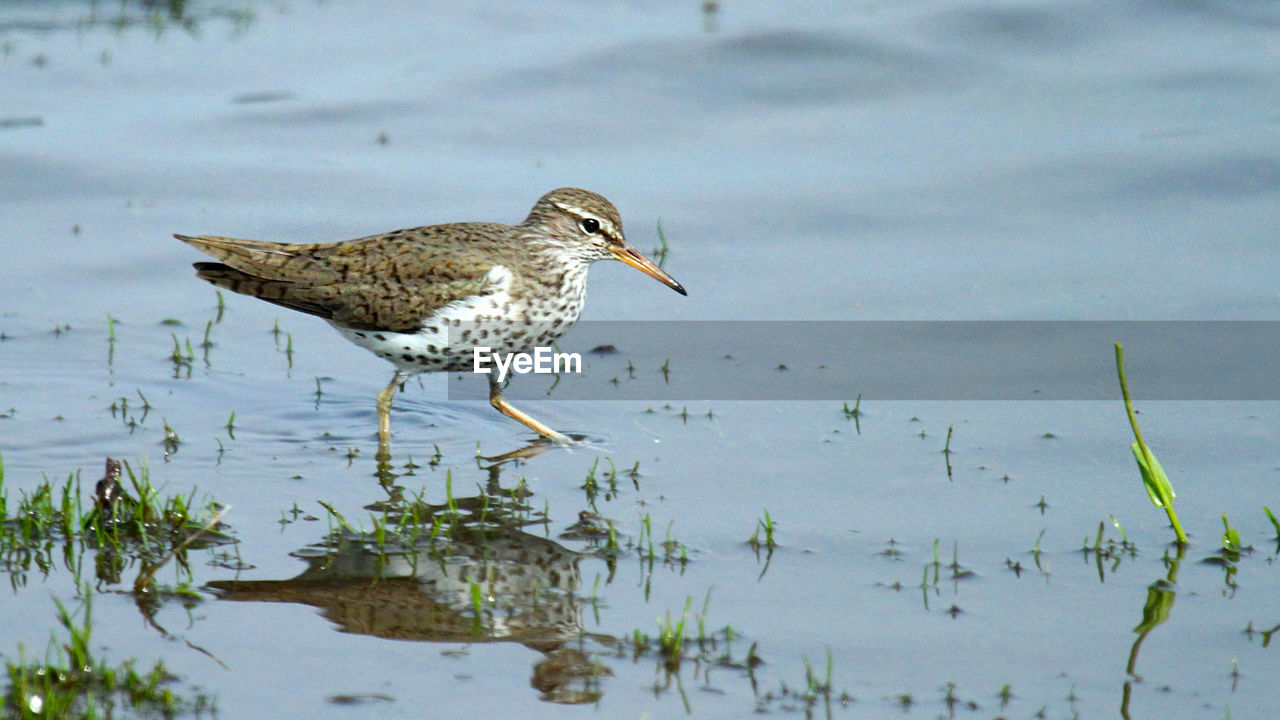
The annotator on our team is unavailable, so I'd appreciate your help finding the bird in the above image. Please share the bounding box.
[176,188,686,454]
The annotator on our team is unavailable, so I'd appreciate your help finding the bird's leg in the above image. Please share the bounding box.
[376,370,408,463]
[488,373,570,443]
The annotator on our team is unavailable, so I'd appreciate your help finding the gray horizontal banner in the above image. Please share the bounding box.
[445,321,1280,401]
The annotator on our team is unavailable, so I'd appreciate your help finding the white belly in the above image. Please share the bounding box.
[331,263,587,375]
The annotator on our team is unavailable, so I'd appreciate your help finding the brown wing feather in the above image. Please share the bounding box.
[176,226,511,332]
[191,262,336,319]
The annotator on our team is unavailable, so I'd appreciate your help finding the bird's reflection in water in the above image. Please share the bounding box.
[205,463,610,704]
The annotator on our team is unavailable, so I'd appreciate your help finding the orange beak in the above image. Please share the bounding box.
[610,245,687,296]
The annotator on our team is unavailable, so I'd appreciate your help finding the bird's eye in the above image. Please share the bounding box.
[580,218,600,234]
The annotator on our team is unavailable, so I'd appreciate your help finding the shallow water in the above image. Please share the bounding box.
[2,1,1278,718]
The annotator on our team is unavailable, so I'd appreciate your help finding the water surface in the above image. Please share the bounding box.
[2,1,1278,718]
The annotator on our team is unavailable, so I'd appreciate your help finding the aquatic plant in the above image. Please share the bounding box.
[1114,343,1187,544]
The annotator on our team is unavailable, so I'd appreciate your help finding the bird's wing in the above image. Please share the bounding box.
[177,226,509,332]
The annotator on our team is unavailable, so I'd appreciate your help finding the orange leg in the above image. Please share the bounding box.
[488,374,570,443]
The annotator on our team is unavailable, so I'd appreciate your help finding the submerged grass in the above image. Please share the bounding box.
[1265,507,1280,539]
[636,515,688,566]
[315,463,548,561]
[625,589,763,692]
[0,457,231,594]
[651,219,671,267]
[1114,342,1187,544]
[1221,514,1244,554]
[657,596,693,669]
[747,509,775,550]
[3,581,217,719]
[0,453,225,718]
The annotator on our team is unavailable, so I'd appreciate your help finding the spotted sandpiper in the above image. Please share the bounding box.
[177,188,686,452]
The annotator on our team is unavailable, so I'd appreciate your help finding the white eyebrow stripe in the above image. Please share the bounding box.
[552,202,621,240]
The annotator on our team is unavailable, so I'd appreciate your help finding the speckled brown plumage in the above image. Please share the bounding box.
[179,223,523,332]
[176,187,686,448]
